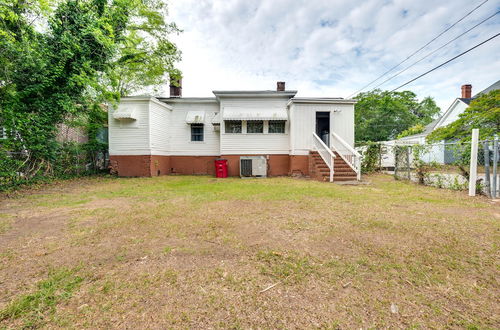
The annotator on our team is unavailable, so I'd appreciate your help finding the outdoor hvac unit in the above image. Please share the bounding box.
[240,156,267,178]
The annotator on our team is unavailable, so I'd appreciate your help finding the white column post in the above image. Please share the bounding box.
[468,129,479,196]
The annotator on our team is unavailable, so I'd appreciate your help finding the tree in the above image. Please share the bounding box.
[355,90,440,143]
[0,0,181,183]
[397,124,425,139]
[427,90,500,143]
[101,0,182,96]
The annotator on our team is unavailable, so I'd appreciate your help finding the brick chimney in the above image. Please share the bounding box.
[277,81,285,92]
[461,84,472,98]
[170,78,182,97]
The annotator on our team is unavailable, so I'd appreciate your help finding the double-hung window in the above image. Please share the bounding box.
[191,124,204,141]
[247,121,263,133]
[268,120,285,133]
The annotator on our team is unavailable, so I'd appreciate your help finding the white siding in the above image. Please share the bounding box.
[109,100,151,155]
[109,96,357,158]
[220,97,290,155]
[289,102,355,155]
[149,100,171,155]
[164,102,220,156]
[436,100,468,128]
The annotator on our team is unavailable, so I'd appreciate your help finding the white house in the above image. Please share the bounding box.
[380,81,499,166]
[108,81,360,181]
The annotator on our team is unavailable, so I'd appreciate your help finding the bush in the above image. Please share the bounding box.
[360,142,382,173]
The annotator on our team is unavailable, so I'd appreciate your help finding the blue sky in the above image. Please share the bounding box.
[167,0,500,111]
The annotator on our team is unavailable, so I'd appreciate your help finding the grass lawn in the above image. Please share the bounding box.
[0,174,498,328]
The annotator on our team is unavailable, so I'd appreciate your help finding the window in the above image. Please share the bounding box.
[247,121,263,133]
[191,124,204,141]
[268,120,285,133]
[225,120,242,133]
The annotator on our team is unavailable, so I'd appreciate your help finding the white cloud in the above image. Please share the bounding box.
[166,0,500,111]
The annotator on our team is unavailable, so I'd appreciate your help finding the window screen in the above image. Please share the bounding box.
[247,121,263,133]
[225,120,242,133]
[191,124,204,141]
[268,120,285,133]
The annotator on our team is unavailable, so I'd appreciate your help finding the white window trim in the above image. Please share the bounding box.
[190,123,204,142]
[268,120,287,134]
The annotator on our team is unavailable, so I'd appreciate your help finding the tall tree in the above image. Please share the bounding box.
[427,90,500,143]
[0,0,181,178]
[102,0,182,96]
[354,90,440,143]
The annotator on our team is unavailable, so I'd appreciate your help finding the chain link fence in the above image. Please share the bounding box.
[358,140,497,197]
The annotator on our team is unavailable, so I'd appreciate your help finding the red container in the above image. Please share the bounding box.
[215,159,228,178]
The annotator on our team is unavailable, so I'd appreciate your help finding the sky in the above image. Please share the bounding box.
[166,0,500,112]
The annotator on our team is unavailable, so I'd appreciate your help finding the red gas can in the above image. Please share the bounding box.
[215,159,228,178]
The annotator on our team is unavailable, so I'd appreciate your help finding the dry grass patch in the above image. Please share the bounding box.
[0,174,498,328]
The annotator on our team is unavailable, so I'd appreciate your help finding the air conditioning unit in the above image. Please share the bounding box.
[240,156,267,178]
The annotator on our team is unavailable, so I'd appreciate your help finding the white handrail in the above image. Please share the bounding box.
[312,133,336,182]
[330,132,362,181]
[331,132,362,158]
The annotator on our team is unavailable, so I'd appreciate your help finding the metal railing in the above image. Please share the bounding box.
[312,132,336,182]
[331,132,362,180]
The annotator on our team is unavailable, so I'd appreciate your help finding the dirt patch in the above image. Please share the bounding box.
[0,174,498,328]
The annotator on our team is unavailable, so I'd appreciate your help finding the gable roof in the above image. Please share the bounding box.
[475,79,500,97]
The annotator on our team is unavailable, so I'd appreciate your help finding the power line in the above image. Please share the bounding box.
[347,0,489,98]
[371,10,499,90]
[390,33,500,91]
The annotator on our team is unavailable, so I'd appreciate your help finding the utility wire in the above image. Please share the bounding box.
[347,0,489,98]
[371,10,499,90]
[390,33,500,91]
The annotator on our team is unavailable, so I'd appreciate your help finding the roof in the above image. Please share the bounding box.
[458,97,473,105]
[159,97,217,104]
[475,79,500,97]
[397,118,439,141]
[288,97,356,105]
[120,96,172,110]
[212,90,297,98]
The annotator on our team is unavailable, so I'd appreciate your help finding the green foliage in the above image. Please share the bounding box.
[427,90,500,143]
[0,0,180,189]
[103,0,182,96]
[411,145,433,184]
[360,142,382,173]
[0,267,83,328]
[355,90,440,142]
[397,123,426,139]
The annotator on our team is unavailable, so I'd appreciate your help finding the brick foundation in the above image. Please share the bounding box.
[110,155,171,177]
[111,154,313,178]
[170,156,218,175]
[289,155,309,176]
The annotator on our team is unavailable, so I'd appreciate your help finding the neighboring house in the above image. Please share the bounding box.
[108,81,361,181]
[56,124,89,144]
[380,80,499,166]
